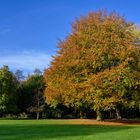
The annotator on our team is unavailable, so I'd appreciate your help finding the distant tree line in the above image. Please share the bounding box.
[0,10,140,120]
[0,66,46,119]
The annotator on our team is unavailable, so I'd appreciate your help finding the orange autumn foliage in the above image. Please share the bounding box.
[44,11,140,114]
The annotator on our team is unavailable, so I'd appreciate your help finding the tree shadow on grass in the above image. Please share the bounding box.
[0,124,137,140]
[104,119,140,125]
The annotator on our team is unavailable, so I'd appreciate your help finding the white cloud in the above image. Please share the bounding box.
[0,51,52,73]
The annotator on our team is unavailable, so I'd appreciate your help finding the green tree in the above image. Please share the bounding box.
[14,69,25,81]
[19,69,45,120]
[0,66,18,114]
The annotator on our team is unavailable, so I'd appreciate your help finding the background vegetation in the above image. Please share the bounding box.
[0,11,140,120]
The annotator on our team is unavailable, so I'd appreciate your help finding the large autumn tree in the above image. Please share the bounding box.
[44,11,140,120]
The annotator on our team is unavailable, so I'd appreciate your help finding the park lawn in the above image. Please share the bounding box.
[0,119,139,140]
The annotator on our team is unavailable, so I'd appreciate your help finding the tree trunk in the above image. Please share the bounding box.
[79,110,86,119]
[110,111,113,119]
[79,110,82,118]
[37,88,40,120]
[96,109,102,121]
[37,112,39,120]
[116,108,122,120]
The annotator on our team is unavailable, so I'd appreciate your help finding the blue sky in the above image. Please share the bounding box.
[0,0,139,74]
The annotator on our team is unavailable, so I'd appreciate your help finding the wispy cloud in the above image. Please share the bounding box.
[0,28,12,34]
[0,50,52,73]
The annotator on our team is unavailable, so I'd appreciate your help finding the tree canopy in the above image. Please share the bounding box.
[0,66,18,113]
[18,69,46,119]
[44,11,140,120]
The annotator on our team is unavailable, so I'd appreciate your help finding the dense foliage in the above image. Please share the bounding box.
[0,66,18,114]
[18,69,46,119]
[44,11,140,120]
[0,11,140,120]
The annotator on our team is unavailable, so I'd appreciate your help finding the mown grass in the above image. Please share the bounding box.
[0,120,139,140]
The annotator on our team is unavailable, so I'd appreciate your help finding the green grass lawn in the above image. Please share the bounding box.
[0,120,139,140]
